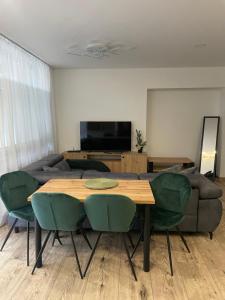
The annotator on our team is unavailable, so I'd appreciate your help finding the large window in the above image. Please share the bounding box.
[0,35,55,173]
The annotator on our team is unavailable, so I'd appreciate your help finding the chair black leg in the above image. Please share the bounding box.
[31,231,52,275]
[52,230,63,247]
[209,232,213,240]
[131,226,153,259]
[127,232,135,249]
[70,232,83,279]
[122,234,137,281]
[176,226,190,253]
[131,233,142,259]
[83,232,102,277]
[14,227,19,233]
[52,232,55,247]
[56,231,63,245]
[166,231,173,276]
[80,228,92,250]
[0,218,18,251]
[27,222,30,266]
[52,231,56,246]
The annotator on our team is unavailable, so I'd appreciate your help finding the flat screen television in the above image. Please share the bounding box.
[80,121,131,152]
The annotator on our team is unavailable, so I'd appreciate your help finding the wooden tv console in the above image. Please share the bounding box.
[147,156,194,172]
[63,151,147,173]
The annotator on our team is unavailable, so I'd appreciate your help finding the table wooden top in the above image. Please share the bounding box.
[29,179,155,205]
[147,156,193,164]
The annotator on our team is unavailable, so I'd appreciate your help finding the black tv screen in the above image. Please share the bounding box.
[80,121,131,151]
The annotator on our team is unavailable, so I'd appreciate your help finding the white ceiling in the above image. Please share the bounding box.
[1,0,225,68]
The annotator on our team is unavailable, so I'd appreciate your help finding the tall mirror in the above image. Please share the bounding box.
[199,116,220,178]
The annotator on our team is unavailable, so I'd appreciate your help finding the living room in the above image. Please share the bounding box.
[0,1,225,299]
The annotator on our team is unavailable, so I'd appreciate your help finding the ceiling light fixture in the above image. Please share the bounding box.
[67,40,136,59]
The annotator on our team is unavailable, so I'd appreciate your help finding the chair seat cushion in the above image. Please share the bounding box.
[9,205,34,222]
[151,206,184,230]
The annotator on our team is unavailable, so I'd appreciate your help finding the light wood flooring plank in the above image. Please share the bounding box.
[0,191,225,299]
[0,227,225,300]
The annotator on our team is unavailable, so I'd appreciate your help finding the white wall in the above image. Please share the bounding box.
[53,69,148,151]
[53,67,225,176]
[147,89,221,162]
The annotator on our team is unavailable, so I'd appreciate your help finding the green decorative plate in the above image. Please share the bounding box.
[85,178,118,190]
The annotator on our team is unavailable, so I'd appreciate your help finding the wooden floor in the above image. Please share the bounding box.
[0,180,225,300]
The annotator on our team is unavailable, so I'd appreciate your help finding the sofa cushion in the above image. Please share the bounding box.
[27,170,83,185]
[42,154,64,166]
[197,176,223,199]
[82,171,138,180]
[54,160,71,171]
[184,173,222,199]
[184,174,201,188]
[21,154,63,171]
[160,164,182,173]
[81,170,102,179]
[104,172,138,180]
[160,165,197,175]
[180,166,198,174]
[42,166,60,172]
[139,173,160,181]
[140,172,222,199]
[22,161,46,171]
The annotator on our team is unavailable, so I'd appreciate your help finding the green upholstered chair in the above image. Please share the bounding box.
[140,173,191,276]
[31,193,92,278]
[67,159,110,172]
[83,194,137,281]
[0,171,39,266]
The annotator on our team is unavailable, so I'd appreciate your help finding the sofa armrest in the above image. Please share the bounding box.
[198,198,222,232]
[185,174,222,199]
[140,172,223,200]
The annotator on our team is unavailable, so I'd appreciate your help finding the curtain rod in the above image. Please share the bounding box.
[0,33,49,66]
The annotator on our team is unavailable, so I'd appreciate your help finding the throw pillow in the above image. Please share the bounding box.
[54,160,71,171]
[160,164,182,173]
[180,166,198,174]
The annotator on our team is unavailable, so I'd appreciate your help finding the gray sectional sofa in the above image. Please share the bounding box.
[22,153,223,235]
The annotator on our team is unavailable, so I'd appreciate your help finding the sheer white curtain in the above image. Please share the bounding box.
[0,36,55,225]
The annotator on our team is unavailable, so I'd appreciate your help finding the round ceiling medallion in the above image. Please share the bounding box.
[67,40,136,59]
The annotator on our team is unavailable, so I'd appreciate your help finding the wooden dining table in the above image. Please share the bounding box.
[28,179,155,272]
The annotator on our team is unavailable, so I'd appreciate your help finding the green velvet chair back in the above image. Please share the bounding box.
[0,171,39,212]
[151,173,192,214]
[31,193,83,231]
[84,194,136,232]
[67,159,110,172]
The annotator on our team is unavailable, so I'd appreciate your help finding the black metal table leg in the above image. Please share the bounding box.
[143,204,151,272]
[35,217,42,268]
